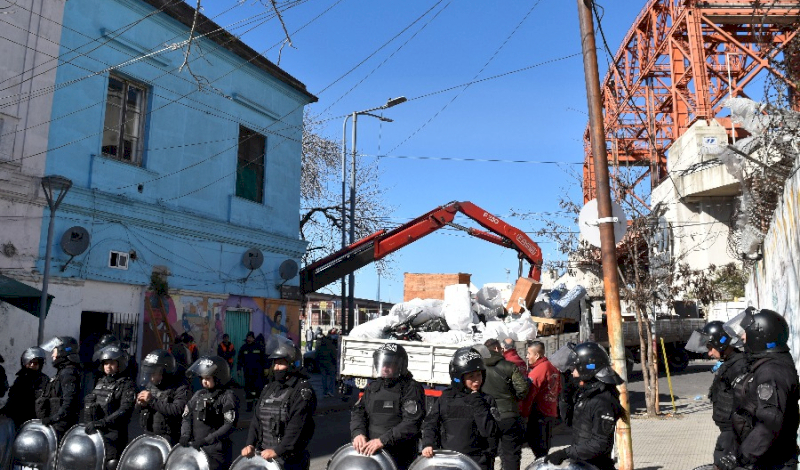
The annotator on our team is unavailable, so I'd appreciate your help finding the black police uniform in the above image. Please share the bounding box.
[36,363,82,440]
[84,374,136,466]
[709,351,749,465]
[421,388,498,470]
[238,342,266,407]
[350,373,426,470]
[559,380,623,470]
[180,385,239,470]
[731,352,800,470]
[138,374,191,445]
[481,352,529,470]
[2,367,48,429]
[245,370,317,470]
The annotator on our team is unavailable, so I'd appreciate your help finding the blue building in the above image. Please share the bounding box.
[9,0,317,361]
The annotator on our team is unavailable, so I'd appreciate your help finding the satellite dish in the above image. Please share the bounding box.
[578,199,627,248]
[278,259,298,281]
[242,248,264,270]
[60,226,90,256]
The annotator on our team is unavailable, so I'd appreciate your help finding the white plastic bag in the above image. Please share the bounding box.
[442,284,473,332]
[348,316,392,339]
[475,286,505,309]
[483,321,510,341]
[418,330,472,344]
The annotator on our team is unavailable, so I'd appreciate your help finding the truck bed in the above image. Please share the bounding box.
[339,332,580,388]
[592,318,705,347]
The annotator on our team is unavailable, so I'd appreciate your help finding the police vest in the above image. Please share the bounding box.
[437,393,484,458]
[86,376,126,421]
[731,357,771,440]
[256,385,294,448]
[141,385,180,439]
[710,356,746,428]
[367,382,403,439]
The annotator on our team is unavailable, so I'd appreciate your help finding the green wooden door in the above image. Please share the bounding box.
[225,309,251,385]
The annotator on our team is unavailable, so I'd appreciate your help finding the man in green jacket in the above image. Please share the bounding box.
[482,339,529,470]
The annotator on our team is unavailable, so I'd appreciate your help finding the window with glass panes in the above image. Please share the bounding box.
[102,74,146,165]
[236,125,266,203]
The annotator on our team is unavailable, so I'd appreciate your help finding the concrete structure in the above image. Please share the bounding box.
[0,0,316,385]
[651,120,740,273]
[303,292,392,331]
[0,0,67,380]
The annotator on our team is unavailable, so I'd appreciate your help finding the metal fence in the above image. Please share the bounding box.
[112,312,139,359]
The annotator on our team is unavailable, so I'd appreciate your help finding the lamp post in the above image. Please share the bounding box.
[341,96,406,333]
[38,175,72,344]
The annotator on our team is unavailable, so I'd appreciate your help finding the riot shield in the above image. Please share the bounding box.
[56,425,105,470]
[11,420,58,470]
[118,435,171,470]
[327,444,397,470]
[229,455,282,470]
[164,446,209,470]
[524,457,601,470]
[0,415,16,470]
[691,465,714,470]
[407,450,481,470]
[548,343,578,373]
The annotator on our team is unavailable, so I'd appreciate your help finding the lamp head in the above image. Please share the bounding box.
[384,96,407,108]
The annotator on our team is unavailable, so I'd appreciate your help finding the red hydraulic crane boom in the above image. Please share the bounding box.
[299,201,543,295]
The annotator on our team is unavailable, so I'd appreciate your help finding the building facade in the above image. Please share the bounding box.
[0,0,316,378]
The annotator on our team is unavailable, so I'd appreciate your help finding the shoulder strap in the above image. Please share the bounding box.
[750,357,772,372]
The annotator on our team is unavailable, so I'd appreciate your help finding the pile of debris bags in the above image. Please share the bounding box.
[531,284,587,321]
[348,283,539,345]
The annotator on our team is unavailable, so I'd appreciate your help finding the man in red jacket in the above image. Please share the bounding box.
[502,338,527,376]
[519,341,561,458]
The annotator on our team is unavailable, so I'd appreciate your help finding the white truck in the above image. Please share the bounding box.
[338,333,580,390]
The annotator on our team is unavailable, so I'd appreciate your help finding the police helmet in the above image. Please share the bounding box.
[20,347,47,369]
[266,336,299,363]
[372,343,408,379]
[742,308,790,354]
[703,321,734,352]
[95,334,121,352]
[449,347,485,383]
[570,342,623,384]
[93,345,129,373]
[186,356,231,385]
[142,349,177,374]
[41,336,79,366]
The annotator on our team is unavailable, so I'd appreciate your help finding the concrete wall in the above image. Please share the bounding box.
[745,167,800,368]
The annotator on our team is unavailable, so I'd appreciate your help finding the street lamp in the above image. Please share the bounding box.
[341,96,406,332]
[38,175,72,344]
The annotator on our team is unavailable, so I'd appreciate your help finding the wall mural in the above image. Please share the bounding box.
[141,292,301,358]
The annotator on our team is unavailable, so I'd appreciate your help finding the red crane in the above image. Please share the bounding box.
[299,201,543,295]
[583,0,800,206]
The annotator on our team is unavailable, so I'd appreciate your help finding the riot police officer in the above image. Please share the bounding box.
[136,349,190,445]
[544,342,623,470]
[350,343,425,470]
[421,347,498,470]
[84,345,136,470]
[180,356,239,470]
[241,337,316,470]
[719,309,800,470]
[1,347,48,429]
[686,321,749,467]
[37,336,82,441]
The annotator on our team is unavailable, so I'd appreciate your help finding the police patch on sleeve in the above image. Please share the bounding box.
[224,410,236,423]
[757,383,774,401]
[182,405,190,418]
[403,400,419,415]
[301,389,313,401]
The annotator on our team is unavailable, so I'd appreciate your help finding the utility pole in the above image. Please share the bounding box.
[577,1,633,469]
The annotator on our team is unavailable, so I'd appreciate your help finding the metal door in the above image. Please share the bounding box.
[225,309,251,385]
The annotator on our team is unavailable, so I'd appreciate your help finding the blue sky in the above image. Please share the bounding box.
[198,0,649,303]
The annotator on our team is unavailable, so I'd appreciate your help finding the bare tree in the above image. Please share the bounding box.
[300,111,394,274]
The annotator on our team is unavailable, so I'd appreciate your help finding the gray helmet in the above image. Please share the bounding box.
[408,450,481,470]
[21,347,47,369]
[92,345,129,374]
[266,336,299,363]
[41,336,80,366]
[12,420,58,470]
[57,424,105,470]
[229,455,283,470]
[524,458,601,470]
[373,344,408,379]
[118,435,172,470]
[327,443,397,470]
[164,445,209,470]
[139,349,178,388]
[94,334,121,352]
[186,356,230,385]
[0,416,15,470]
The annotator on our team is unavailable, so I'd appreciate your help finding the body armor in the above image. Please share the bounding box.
[0,415,15,470]
[408,450,482,470]
[85,377,127,422]
[731,358,771,440]
[255,386,293,449]
[35,365,80,436]
[56,425,105,470]
[709,354,747,429]
[11,420,58,470]
[140,384,183,443]
[117,435,171,470]
[327,444,397,470]
[164,446,209,470]
[366,384,403,439]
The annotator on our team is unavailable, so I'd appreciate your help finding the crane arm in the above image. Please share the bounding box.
[299,201,543,295]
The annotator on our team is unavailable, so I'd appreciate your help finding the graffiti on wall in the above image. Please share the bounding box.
[745,168,800,370]
[142,292,301,358]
